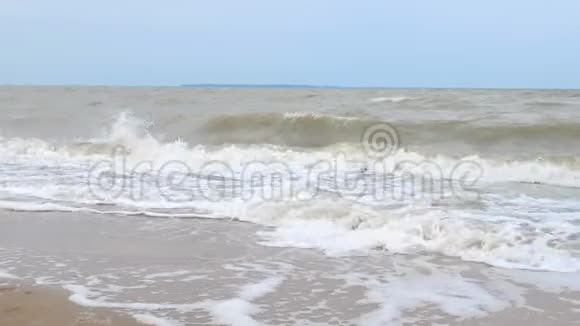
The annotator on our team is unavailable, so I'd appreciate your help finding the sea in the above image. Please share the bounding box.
[0,86,579,325]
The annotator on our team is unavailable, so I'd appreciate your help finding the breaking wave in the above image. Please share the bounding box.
[1,112,580,272]
[1,112,580,187]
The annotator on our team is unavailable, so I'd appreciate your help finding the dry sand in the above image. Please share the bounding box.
[0,283,140,326]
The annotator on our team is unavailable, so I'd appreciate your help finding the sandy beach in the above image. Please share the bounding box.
[0,283,139,326]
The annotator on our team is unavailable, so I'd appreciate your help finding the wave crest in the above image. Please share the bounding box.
[199,112,377,147]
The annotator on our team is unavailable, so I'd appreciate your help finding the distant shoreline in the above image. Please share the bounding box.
[182,83,340,89]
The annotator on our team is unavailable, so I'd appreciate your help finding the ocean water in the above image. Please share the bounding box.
[1,86,579,325]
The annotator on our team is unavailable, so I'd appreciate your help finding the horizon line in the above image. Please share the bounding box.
[1,83,579,91]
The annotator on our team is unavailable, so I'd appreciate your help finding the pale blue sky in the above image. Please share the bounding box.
[2,1,579,88]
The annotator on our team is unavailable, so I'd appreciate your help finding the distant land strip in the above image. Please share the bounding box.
[182,84,343,88]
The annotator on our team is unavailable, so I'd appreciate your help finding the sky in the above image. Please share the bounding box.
[1,0,580,88]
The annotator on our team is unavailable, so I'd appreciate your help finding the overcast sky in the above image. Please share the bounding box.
[1,0,579,88]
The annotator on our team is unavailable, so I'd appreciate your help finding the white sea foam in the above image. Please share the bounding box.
[282,111,359,121]
[369,96,415,103]
[208,276,283,326]
[62,277,283,326]
[65,283,205,311]
[0,182,578,273]
[132,314,183,326]
[144,270,191,279]
[346,271,511,325]
[251,200,580,272]
[0,269,18,279]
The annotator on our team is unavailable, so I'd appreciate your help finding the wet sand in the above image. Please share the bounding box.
[0,283,140,326]
[1,210,579,325]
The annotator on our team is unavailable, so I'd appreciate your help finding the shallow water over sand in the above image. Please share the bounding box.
[1,211,580,325]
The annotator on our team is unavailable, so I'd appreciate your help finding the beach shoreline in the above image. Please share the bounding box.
[0,282,141,326]
[1,210,579,325]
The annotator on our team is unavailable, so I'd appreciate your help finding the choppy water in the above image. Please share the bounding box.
[1,86,580,325]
